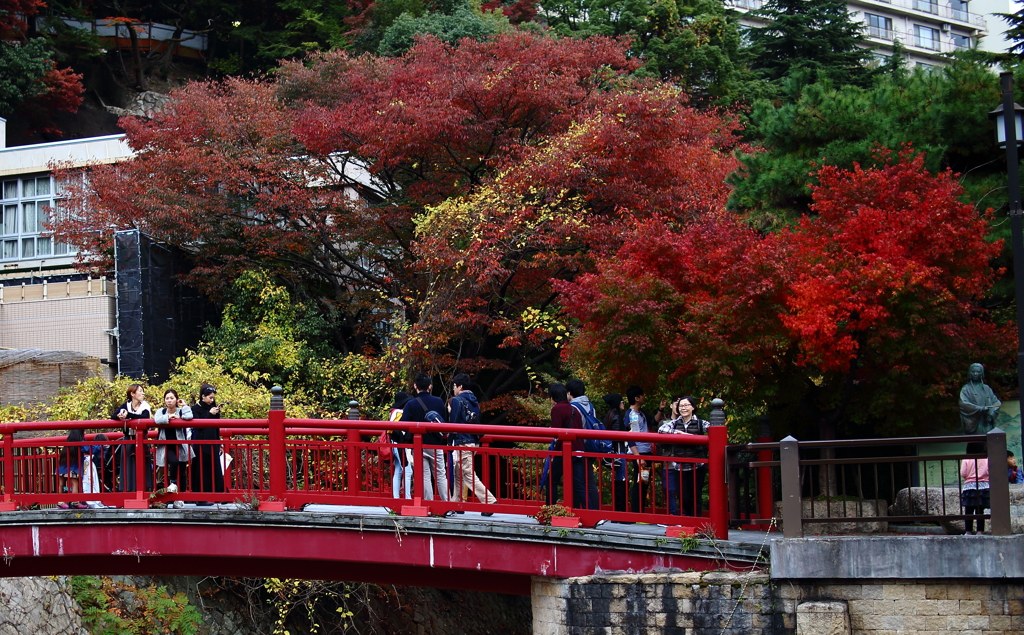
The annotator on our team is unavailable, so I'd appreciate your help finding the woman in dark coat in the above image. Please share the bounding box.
[190,384,225,502]
[111,383,152,491]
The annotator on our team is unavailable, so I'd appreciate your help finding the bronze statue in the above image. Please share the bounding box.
[958,363,1001,434]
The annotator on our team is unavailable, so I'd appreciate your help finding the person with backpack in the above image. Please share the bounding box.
[547,383,594,509]
[565,379,601,510]
[625,386,655,513]
[449,374,496,512]
[400,373,450,501]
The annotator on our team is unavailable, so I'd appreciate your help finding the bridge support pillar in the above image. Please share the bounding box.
[531,571,775,635]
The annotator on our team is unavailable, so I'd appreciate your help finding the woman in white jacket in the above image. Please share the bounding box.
[154,389,194,507]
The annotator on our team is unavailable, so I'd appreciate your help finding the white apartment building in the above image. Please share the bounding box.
[728,0,1011,68]
[0,119,132,372]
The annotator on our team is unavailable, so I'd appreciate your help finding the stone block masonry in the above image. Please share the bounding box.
[531,573,1024,635]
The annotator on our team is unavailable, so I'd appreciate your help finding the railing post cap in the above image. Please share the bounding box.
[780,435,798,442]
[711,398,725,408]
[348,399,359,407]
[271,385,284,397]
[987,427,1005,435]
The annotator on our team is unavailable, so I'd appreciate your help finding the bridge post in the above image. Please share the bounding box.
[268,386,286,501]
[707,421,728,540]
[347,429,362,495]
[3,429,13,503]
[412,432,424,500]
[780,435,802,538]
[134,425,146,497]
[757,416,774,528]
[561,439,573,510]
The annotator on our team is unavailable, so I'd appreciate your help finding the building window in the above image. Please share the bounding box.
[914,24,940,50]
[951,33,971,49]
[0,176,70,262]
[950,0,969,21]
[866,14,894,39]
[913,0,938,13]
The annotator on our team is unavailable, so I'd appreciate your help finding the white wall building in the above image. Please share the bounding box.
[728,0,1011,68]
[0,119,132,372]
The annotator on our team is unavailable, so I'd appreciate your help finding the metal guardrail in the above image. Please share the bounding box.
[729,429,1013,538]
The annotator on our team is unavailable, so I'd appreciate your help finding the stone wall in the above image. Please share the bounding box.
[779,579,1024,634]
[533,571,778,635]
[532,572,1024,635]
[0,577,87,635]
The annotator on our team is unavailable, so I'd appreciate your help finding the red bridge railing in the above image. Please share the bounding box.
[0,403,729,538]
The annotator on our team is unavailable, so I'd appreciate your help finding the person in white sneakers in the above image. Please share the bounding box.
[154,389,194,508]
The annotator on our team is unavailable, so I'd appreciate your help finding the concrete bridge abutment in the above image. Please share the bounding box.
[532,535,1024,635]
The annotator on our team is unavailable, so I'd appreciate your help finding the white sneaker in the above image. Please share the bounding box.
[166,483,178,493]
[173,500,185,509]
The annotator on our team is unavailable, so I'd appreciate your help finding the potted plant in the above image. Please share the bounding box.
[535,504,579,527]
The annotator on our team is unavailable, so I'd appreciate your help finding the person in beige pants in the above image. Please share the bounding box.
[449,374,496,514]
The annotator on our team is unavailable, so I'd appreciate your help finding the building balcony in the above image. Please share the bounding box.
[726,0,987,30]
[865,27,973,53]
[858,0,987,29]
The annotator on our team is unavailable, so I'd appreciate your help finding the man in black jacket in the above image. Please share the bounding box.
[449,374,496,511]
[400,372,450,501]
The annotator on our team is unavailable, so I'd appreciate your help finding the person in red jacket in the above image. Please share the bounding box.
[546,382,596,509]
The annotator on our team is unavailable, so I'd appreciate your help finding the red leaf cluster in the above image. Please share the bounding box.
[558,150,1011,429]
[52,33,742,380]
[0,0,46,38]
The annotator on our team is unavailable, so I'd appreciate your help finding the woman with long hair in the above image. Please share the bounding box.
[190,384,225,504]
[111,384,152,492]
[154,389,194,507]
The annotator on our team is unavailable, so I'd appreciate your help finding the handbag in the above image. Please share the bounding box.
[377,432,393,461]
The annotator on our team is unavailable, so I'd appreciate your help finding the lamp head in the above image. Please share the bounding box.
[990,101,1024,148]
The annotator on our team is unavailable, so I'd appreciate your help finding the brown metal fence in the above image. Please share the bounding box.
[727,428,1014,537]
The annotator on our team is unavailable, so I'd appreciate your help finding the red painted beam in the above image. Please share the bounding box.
[0,521,731,594]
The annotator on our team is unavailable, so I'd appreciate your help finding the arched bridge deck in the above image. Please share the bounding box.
[0,508,766,595]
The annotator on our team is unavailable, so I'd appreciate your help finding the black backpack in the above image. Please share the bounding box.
[455,395,481,425]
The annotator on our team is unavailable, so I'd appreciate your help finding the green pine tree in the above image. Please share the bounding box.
[746,0,876,87]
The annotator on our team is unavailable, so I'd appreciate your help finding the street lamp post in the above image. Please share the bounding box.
[991,71,1024,404]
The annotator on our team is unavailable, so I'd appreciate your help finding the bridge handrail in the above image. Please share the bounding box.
[0,412,728,538]
[6,419,710,446]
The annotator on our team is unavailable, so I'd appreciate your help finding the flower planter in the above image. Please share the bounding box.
[665,526,697,538]
[550,516,581,528]
[258,501,286,512]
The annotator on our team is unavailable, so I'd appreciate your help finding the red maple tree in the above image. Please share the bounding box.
[51,33,742,405]
[558,150,1011,436]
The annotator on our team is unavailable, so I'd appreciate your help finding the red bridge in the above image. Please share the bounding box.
[0,395,766,594]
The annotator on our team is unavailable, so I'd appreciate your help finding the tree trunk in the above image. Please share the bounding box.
[126,22,148,90]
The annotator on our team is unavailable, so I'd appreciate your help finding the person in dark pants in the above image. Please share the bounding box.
[658,396,710,517]
[603,393,629,512]
[190,384,225,504]
[566,379,600,511]
[111,384,152,492]
[400,373,450,501]
[546,383,597,510]
[625,386,655,513]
